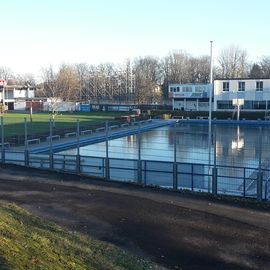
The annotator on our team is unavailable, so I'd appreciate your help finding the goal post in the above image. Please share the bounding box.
[232,99,244,106]
[232,99,244,121]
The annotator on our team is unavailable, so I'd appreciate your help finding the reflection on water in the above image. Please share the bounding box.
[231,127,244,150]
[59,124,270,169]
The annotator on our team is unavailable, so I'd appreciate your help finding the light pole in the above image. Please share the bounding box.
[208,41,214,192]
[209,41,213,122]
[0,80,7,113]
[118,76,121,105]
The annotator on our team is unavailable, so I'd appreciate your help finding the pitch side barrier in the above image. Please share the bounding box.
[2,151,270,201]
[177,119,270,126]
[29,120,175,154]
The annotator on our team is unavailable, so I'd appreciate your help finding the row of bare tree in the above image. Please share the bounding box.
[1,46,270,104]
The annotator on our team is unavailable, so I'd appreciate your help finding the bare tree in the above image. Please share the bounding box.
[15,73,36,86]
[195,56,211,83]
[166,51,190,84]
[249,64,264,78]
[260,56,270,78]
[133,56,162,104]
[160,52,210,101]
[40,66,62,118]
[57,64,79,101]
[75,63,89,101]
[120,59,134,102]
[217,45,249,78]
[0,66,14,82]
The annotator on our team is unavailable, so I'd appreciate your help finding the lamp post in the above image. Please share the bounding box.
[208,41,214,192]
[0,80,7,113]
[209,41,213,122]
[118,76,121,105]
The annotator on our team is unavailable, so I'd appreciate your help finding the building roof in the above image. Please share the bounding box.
[214,78,270,81]
[5,85,36,90]
[169,83,210,86]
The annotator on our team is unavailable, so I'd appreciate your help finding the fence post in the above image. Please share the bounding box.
[212,125,217,195]
[137,123,142,184]
[191,164,194,191]
[49,118,53,169]
[1,116,5,163]
[24,117,29,166]
[76,120,80,173]
[105,121,110,180]
[144,160,147,185]
[213,125,217,169]
[257,126,263,201]
[243,168,246,197]
[264,177,268,200]
[173,122,177,190]
[257,172,263,201]
[207,124,212,193]
[212,168,218,195]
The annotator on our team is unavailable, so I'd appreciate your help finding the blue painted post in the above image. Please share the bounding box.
[265,178,268,200]
[144,160,147,185]
[76,120,80,173]
[24,117,29,166]
[243,168,246,197]
[212,125,217,195]
[173,122,177,190]
[191,164,194,191]
[137,123,142,184]
[49,118,53,169]
[1,116,5,163]
[257,126,263,201]
[105,121,110,180]
[212,168,218,195]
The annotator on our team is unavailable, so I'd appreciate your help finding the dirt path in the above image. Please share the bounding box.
[0,164,270,270]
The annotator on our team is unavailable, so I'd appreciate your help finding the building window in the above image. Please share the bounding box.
[253,101,266,110]
[177,87,180,92]
[217,100,233,109]
[223,82,229,91]
[182,86,192,92]
[256,81,263,91]
[195,86,206,92]
[238,82,245,91]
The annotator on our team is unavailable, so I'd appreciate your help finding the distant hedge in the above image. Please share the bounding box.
[147,109,267,120]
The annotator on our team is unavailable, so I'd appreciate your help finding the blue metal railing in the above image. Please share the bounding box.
[2,149,269,201]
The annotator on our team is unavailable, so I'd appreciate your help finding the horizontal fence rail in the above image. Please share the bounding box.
[2,150,269,201]
[1,116,270,201]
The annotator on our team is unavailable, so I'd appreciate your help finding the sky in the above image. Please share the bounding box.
[1,0,270,76]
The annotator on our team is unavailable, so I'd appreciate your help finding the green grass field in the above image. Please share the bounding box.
[0,202,158,270]
[0,112,125,137]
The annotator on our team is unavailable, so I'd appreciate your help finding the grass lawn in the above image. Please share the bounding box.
[0,112,126,137]
[0,202,159,270]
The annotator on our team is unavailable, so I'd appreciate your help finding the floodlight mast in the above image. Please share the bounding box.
[209,41,213,127]
[208,41,213,192]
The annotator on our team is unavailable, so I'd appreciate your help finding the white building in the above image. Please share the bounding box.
[214,78,270,111]
[169,83,211,111]
[0,84,35,110]
[43,98,80,112]
[169,79,270,112]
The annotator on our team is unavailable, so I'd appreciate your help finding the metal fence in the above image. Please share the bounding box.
[2,149,270,201]
[1,116,270,201]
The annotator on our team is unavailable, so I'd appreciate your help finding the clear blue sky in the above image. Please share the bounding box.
[1,0,270,75]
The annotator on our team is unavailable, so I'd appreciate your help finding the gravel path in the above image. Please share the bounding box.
[0,164,270,270]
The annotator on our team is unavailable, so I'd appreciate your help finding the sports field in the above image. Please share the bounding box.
[0,112,125,137]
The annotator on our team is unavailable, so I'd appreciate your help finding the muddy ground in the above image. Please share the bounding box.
[0,164,270,270]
